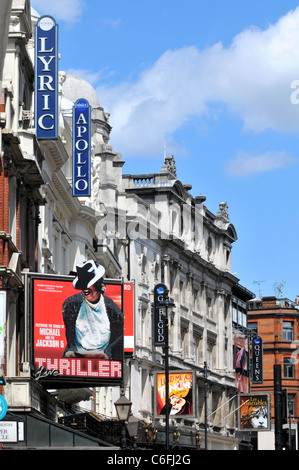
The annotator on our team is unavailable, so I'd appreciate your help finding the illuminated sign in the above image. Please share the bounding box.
[35,16,58,139]
[72,99,91,197]
[29,273,124,387]
[252,336,263,384]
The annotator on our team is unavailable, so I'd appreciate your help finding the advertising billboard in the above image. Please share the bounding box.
[30,273,124,387]
[34,16,58,140]
[238,393,271,431]
[155,370,194,418]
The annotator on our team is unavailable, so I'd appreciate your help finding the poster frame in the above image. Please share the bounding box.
[27,272,125,388]
[238,392,271,431]
[154,369,195,419]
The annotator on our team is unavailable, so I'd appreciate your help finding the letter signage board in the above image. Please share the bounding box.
[35,16,58,140]
[154,284,167,347]
[252,336,263,384]
[72,99,91,197]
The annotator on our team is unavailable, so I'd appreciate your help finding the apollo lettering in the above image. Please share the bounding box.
[72,100,91,196]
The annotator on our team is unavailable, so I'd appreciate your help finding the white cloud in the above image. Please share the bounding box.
[95,7,299,158]
[100,17,122,29]
[66,68,114,86]
[225,150,296,177]
[31,0,85,23]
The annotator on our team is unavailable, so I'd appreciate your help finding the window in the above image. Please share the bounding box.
[232,302,237,323]
[180,280,185,305]
[180,328,188,356]
[207,341,215,368]
[288,394,295,416]
[192,335,202,364]
[247,322,258,334]
[207,297,213,318]
[193,288,199,311]
[283,321,293,341]
[284,357,294,379]
[240,307,247,328]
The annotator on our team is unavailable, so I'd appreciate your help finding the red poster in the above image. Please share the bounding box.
[32,276,123,385]
[123,282,134,352]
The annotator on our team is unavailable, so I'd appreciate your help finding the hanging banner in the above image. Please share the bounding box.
[72,99,91,197]
[35,16,58,140]
[233,328,249,393]
[252,336,263,384]
[154,283,167,347]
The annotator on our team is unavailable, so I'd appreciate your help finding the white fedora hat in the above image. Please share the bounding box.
[73,260,105,290]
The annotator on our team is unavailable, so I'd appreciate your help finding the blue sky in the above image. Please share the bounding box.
[31,0,299,301]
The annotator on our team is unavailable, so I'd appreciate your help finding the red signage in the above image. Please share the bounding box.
[31,275,124,386]
[123,282,134,353]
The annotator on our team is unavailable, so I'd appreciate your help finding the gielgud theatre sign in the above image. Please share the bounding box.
[25,261,132,387]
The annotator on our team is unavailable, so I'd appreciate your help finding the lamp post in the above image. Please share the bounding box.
[158,289,175,451]
[114,388,132,450]
[204,361,208,450]
[288,399,293,450]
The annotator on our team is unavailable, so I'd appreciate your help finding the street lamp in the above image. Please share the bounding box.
[126,414,139,449]
[115,388,132,421]
[114,389,132,449]
[158,289,175,451]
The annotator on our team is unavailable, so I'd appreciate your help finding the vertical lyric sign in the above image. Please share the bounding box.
[72,99,91,197]
[35,16,58,139]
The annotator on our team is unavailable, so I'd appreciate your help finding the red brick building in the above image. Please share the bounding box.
[247,296,299,447]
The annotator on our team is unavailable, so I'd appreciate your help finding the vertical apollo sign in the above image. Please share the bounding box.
[35,16,58,139]
[252,336,263,384]
[154,284,167,347]
[72,99,91,197]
